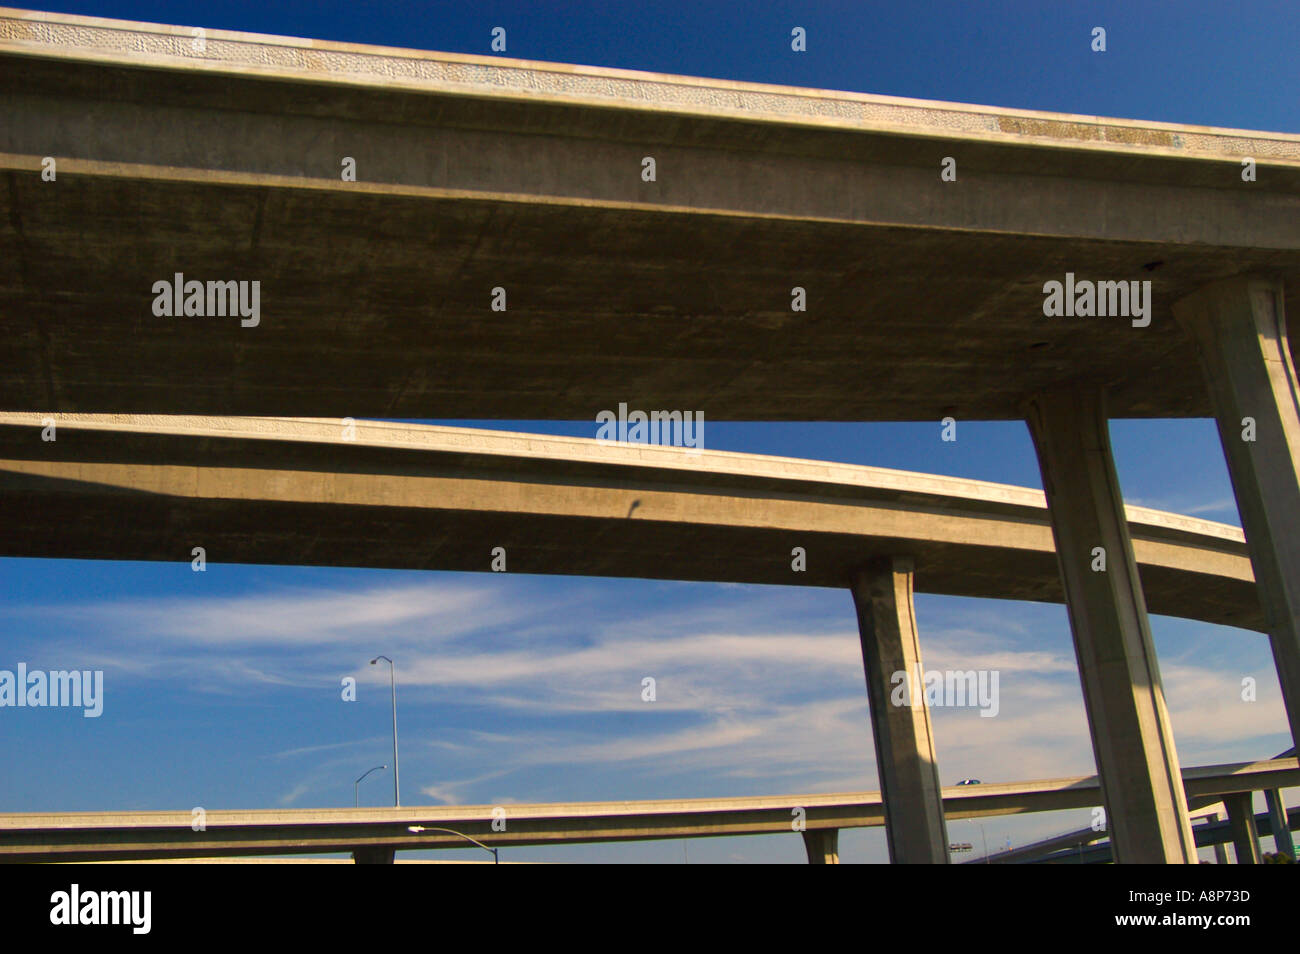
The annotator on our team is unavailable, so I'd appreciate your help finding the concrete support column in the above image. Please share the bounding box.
[352,846,396,864]
[1264,788,1294,858]
[1224,793,1261,864]
[1025,388,1197,864]
[1207,812,1230,864]
[802,828,840,864]
[1173,278,1300,752]
[850,556,949,864]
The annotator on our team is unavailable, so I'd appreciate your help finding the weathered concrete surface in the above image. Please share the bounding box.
[851,557,949,863]
[1224,793,1261,863]
[1026,389,1197,863]
[0,414,1263,629]
[1175,278,1300,752]
[1,756,1294,862]
[1264,789,1295,858]
[1,8,1298,418]
[801,828,840,864]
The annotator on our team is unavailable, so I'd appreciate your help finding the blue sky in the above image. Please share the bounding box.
[2,1,1297,863]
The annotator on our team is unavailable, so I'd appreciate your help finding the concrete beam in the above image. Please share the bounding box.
[1224,793,1261,863]
[1174,278,1300,752]
[1,757,1294,862]
[850,557,949,864]
[0,415,1263,630]
[801,829,840,864]
[1025,388,1197,863]
[2,10,1299,421]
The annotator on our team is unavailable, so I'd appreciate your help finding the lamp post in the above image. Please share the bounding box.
[971,819,990,862]
[370,655,399,807]
[354,764,387,808]
[407,826,499,864]
[955,778,990,862]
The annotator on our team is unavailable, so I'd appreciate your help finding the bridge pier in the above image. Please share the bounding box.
[802,828,840,864]
[1174,278,1300,754]
[1207,813,1231,864]
[1025,388,1197,863]
[1224,793,1261,863]
[850,556,949,864]
[1264,789,1294,858]
[352,846,396,864]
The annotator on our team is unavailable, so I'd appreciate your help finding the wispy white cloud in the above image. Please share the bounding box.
[267,738,385,761]
[4,575,1286,823]
[22,581,509,646]
[278,779,315,807]
[1128,495,1240,520]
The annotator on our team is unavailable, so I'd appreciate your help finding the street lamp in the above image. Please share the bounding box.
[370,655,400,807]
[407,826,499,864]
[354,764,387,808]
[954,778,990,862]
[971,819,990,863]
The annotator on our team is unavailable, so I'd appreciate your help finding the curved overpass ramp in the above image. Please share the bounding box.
[0,413,1262,631]
[1,756,1294,863]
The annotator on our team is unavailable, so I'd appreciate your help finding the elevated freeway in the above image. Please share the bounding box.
[0,8,1297,420]
[0,413,1262,630]
[2,8,1299,864]
[2,756,1295,863]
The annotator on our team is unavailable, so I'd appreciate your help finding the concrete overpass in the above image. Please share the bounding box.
[2,756,1295,864]
[976,747,1299,864]
[2,8,1299,865]
[0,8,1297,421]
[0,413,1262,629]
[976,806,1299,865]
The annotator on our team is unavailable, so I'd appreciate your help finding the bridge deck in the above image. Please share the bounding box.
[0,414,1264,630]
[1,8,1298,419]
[1,757,1294,861]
